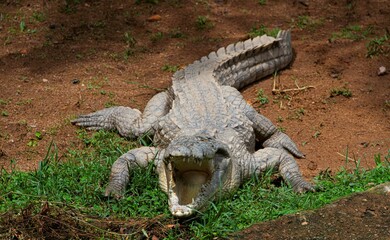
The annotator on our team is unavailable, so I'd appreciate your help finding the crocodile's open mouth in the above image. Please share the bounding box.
[164,154,230,217]
[170,157,212,205]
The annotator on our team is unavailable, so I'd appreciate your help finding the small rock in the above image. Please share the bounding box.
[298,0,309,7]
[308,161,318,170]
[301,221,309,226]
[330,73,340,79]
[377,66,387,76]
[42,78,49,83]
[147,15,162,22]
[72,79,80,84]
[20,49,28,55]
[364,209,376,217]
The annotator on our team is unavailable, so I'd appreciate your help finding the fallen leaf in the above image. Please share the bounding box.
[148,15,162,22]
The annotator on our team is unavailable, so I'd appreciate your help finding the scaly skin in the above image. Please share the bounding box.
[72,30,314,217]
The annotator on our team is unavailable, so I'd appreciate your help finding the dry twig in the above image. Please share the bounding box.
[272,75,315,94]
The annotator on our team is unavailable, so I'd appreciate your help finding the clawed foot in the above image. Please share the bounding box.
[104,185,124,199]
[72,106,141,137]
[264,131,305,158]
[71,108,116,131]
[293,181,316,193]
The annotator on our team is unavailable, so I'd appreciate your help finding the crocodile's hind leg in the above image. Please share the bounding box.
[72,91,171,138]
[222,86,304,158]
[248,148,314,193]
[105,146,164,198]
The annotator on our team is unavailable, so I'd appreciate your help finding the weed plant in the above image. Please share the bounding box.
[1,130,389,238]
[292,15,324,30]
[330,25,372,42]
[196,16,214,30]
[248,25,280,38]
[161,64,179,73]
[366,33,389,58]
[256,88,269,106]
[330,87,352,98]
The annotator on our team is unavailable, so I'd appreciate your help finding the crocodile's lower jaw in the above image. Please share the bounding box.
[165,158,212,217]
[165,156,231,217]
[175,170,209,205]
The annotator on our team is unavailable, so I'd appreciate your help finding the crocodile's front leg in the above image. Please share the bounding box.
[72,91,171,138]
[243,148,314,193]
[222,86,304,158]
[105,146,164,198]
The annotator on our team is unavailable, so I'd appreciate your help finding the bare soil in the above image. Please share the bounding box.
[0,0,389,238]
[235,182,390,240]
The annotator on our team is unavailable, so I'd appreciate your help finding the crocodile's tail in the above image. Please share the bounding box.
[215,30,293,89]
[173,30,293,90]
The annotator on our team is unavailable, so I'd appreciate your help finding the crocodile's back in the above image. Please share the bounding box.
[158,69,230,141]
[157,69,255,149]
[156,30,292,146]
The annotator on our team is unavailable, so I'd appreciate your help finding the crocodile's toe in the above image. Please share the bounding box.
[104,186,124,199]
[293,182,316,193]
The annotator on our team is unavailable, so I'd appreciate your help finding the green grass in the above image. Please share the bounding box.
[0,131,166,217]
[0,99,9,105]
[366,33,390,58]
[248,25,280,38]
[124,31,136,47]
[330,25,373,42]
[196,15,214,30]
[292,15,324,30]
[1,130,389,238]
[330,87,352,98]
[256,88,269,106]
[150,31,164,43]
[32,11,46,22]
[169,28,185,38]
[1,111,9,117]
[161,64,180,73]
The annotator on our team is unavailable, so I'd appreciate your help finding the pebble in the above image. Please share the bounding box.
[20,49,28,55]
[377,66,387,76]
[330,74,338,78]
[308,161,318,170]
[42,78,49,83]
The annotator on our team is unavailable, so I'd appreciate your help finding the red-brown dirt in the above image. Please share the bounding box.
[0,0,389,238]
[235,182,390,240]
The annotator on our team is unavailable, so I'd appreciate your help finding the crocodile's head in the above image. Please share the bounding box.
[159,134,233,217]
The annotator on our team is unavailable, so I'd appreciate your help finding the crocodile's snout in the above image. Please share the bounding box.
[164,134,224,161]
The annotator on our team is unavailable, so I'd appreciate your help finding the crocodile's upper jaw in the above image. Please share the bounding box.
[162,154,231,218]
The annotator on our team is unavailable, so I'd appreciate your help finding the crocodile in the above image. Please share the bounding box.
[72,30,314,217]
